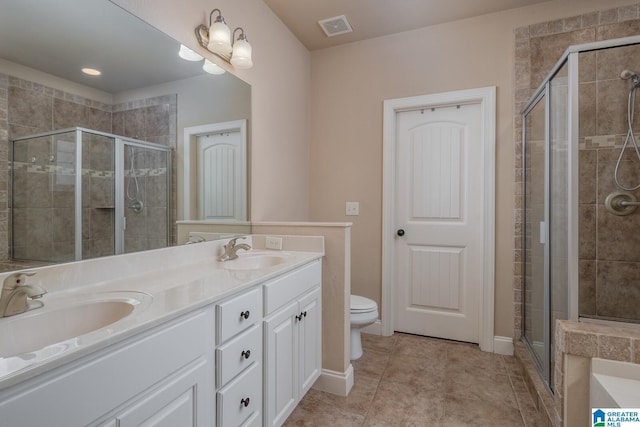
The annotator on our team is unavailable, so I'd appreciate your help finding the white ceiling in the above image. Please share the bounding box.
[263,0,552,50]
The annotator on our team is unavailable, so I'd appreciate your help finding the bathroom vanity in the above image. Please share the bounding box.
[0,236,323,427]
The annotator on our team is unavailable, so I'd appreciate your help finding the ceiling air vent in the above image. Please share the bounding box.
[318,15,353,37]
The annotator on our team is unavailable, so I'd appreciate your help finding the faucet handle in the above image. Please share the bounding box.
[3,270,36,289]
[227,236,246,247]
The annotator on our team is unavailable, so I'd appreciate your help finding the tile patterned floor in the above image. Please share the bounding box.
[283,333,546,427]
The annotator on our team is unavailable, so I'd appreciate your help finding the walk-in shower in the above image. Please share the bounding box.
[10,127,172,263]
[522,36,640,391]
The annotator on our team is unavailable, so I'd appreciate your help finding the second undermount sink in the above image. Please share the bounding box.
[0,292,152,359]
[223,254,287,271]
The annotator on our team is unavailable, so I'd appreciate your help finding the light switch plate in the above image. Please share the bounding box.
[346,201,359,216]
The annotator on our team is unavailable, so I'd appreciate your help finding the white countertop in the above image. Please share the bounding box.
[0,236,323,390]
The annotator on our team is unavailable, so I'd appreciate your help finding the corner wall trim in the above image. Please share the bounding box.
[494,336,514,355]
[312,365,354,397]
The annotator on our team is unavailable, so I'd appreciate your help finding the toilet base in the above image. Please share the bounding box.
[350,327,364,360]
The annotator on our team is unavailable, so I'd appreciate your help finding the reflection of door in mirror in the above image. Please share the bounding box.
[198,130,245,221]
[184,120,247,221]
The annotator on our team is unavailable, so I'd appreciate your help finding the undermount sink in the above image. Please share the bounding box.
[0,292,152,359]
[223,254,287,271]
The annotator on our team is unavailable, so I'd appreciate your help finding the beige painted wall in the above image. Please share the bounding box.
[112,0,311,222]
[114,0,639,341]
[308,0,639,338]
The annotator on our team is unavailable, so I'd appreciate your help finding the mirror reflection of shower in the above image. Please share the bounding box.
[605,69,640,215]
[126,146,144,214]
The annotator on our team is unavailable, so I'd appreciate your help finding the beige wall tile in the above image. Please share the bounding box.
[598,334,632,361]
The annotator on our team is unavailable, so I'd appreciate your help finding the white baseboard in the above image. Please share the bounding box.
[361,320,382,335]
[358,322,513,356]
[312,365,354,397]
[493,336,514,355]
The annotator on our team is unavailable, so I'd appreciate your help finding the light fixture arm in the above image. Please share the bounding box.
[232,27,247,46]
[209,8,225,26]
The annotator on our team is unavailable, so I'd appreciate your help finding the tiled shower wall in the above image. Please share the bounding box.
[513,3,640,339]
[578,44,640,322]
[0,72,176,263]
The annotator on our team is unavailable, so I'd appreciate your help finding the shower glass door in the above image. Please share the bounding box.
[11,130,78,262]
[523,92,547,372]
[116,139,171,254]
[82,130,116,260]
[522,61,570,392]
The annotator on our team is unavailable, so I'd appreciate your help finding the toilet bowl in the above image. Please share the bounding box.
[350,295,378,360]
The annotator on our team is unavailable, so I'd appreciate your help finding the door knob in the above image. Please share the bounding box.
[396,229,405,236]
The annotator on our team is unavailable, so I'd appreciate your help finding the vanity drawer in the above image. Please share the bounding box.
[216,323,262,388]
[216,287,262,344]
[217,362,262,427]
[264,260,322,315]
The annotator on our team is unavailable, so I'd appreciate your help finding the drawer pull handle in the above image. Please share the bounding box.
[240,310,250,320]
[241,397,251,408]
[241,350,251,359]
[303,311,307,317]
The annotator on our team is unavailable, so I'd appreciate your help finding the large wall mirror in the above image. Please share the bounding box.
[0,0,251,271]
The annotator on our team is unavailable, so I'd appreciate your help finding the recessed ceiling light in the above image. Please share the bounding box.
[81,68,101,76]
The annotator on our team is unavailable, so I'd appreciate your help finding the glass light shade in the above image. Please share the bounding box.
[178,44,203,61]
[230,38,253,69]
[207,21,232,55]
[203,59,226,75]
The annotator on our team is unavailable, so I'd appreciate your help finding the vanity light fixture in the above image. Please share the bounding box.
[202,59,226,75]
[194,8,253,69]
[178,44,203,61]
[178,44,225,75]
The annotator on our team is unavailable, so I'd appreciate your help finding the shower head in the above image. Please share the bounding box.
[620,70,638,80]
[620,69,640,87]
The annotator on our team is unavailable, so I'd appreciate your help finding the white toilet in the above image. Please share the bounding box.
[350,295,379,360]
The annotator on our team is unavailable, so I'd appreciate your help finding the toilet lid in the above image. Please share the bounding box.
[351,295,377,313]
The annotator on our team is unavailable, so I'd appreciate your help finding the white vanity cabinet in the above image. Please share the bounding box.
[215,287,263,426]
[263,260,322,427]
[0,307,215,427]
[0,251,324,427]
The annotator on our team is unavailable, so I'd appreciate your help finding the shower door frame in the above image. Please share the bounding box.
[522,50,578,391]
[11,127,172,262]
[521,34,640,391]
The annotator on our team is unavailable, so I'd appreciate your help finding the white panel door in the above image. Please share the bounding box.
[395,103,483,343]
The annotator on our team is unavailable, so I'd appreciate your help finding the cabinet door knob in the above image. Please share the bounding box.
[397,229,405,236]
[241,397,250,407]
[303,311,307,317]
[295,313,303,322]
[240,310,250,320]
[241,350,251,359]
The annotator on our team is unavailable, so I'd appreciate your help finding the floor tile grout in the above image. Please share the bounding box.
[285,333,537,426]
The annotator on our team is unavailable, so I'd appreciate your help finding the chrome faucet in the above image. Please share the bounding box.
[0,271,47,317]
[219,237,251,261]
